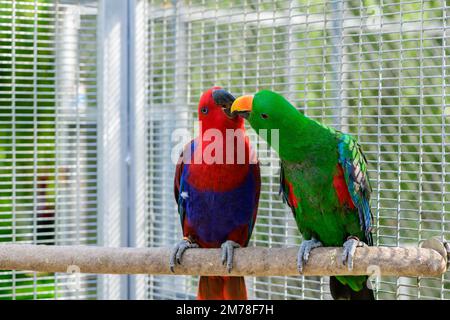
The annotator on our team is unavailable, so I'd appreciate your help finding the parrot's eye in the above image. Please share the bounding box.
[261,113,269,119]
[200,107,208,115]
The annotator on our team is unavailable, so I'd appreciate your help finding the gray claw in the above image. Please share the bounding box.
[342,237,365,271]
[297,238,322,273]
[221,240,240,273]
[169,238,199,272]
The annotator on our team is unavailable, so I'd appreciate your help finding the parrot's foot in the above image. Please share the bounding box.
[341,236,365,271]
[169,237,199,273]
[297,238,323,273]
[221,240,241,273]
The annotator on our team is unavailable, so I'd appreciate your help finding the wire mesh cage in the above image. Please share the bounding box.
[0,0,98,299]
[0,0,448,300]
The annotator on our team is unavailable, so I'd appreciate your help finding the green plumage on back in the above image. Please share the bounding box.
[235,90,374,298]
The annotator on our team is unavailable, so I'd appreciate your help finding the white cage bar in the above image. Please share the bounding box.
[0,0,448,300]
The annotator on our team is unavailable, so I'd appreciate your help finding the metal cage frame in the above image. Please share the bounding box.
[0,0,448,300]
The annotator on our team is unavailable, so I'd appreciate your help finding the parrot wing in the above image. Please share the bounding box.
[173,152,183,207]
[279,165,298,219]
[247,161,261,244]
[174,139,196,229]
[336,132,374,245]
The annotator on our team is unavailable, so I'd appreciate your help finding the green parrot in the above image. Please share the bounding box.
[231,90,375,300]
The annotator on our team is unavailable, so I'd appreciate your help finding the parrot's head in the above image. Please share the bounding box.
[231,89,301,131]
[197,86,243,131]
[230,90,304,158]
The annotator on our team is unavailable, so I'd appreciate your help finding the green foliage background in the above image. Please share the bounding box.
[0,0,57,299]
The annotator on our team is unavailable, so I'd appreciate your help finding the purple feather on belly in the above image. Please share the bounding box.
[181,165,257,245]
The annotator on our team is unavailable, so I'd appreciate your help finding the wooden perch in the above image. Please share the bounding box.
[0,240,447,277]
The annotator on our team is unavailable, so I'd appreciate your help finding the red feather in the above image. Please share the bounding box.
[197,276,247,300]
[333,164,356,209]
[286,179,300,208]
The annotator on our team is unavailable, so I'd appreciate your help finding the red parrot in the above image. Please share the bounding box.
[170,87,261,300]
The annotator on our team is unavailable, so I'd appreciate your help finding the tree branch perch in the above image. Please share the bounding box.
[0,242,447,277]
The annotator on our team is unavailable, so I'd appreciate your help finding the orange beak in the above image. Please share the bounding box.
[230,95,254,115]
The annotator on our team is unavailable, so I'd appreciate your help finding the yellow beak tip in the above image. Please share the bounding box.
[230,95,254,113]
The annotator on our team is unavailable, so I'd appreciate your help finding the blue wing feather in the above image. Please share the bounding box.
[174,140,196,227]
[337,133,374,245]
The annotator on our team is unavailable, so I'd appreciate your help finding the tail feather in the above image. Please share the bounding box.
[329,276,375,300]
[197,276,247,300]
